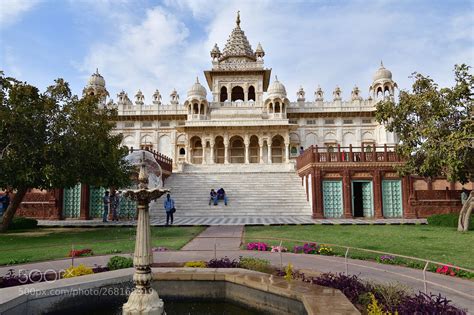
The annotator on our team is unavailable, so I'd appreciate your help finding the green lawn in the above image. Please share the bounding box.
[0,226,204,266]
[244,225,474,269]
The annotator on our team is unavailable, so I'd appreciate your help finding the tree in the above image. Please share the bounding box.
[375,64,474,231]
[0,73,131,232]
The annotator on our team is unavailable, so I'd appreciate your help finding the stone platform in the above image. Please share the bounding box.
[38,217,427,227]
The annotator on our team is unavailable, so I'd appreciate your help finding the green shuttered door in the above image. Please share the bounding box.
[382,180,403,217]
[63,183,81,218]
[323,181,343,218]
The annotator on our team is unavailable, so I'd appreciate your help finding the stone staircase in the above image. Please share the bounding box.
[150,165,311,218]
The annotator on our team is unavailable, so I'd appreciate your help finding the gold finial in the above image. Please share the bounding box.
[236,10,240,27]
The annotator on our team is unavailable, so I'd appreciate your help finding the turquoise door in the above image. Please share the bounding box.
[89,187,137,219]
[89,186,106,218]
[63,183,81,218]
[382,180,403,217]
[323,181,343,218]
[351,181,374,217]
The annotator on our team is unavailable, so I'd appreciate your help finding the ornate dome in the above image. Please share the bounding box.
[373,61,392,81]
[187,77,207,99]
[221,11,255,61]
[88,68,105,87]
[267,76,287,98]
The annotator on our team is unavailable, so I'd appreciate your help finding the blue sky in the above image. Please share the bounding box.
[1,0,473,103]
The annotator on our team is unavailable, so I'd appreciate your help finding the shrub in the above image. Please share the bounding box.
[239,257,272,273]
[284,263,293,281]
[68,249,93,257]
[366,281,411,313]
[184,261,207,268]
[246,242,268,251]
[270,245,287,252]
[376,255,397,265]
[107,256,133,270]
[318,244,333,256]
[207,257,239,268]
[367,293,393,315]
[294,243,319,254]
[9,217,38,230]
[312,273,369,303]
[397,292,467,314]
[63,264,94,278]
[427,213,473,230]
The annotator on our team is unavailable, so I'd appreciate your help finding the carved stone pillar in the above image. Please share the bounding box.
[258,139,264,164]
[342,170,352,218]
[373,170,383,218]
[312,169,324,219]
[267,143,272,164]
[284,141,290,163]
[201,140,206,165]
[224,137,229,164]
[244,135,250,164]
[210,139,215,164]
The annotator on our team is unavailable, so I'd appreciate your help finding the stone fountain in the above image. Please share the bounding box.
[122,151,169,315]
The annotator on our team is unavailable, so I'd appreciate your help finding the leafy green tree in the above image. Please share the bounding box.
[0,73,131,232]
[375,64,473,184]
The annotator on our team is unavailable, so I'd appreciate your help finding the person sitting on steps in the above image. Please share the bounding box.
[217,187,228,206]
[209,189,218,206]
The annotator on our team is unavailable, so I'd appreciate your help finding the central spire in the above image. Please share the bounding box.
[236,10,240,27]
[220,11,255,61]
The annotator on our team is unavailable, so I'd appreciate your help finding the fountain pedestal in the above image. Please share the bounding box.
[122,154,169,315]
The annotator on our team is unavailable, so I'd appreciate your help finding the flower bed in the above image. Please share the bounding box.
[68,248,93,257]
[278,269,466,314]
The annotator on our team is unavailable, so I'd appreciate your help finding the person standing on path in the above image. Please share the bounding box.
[102,191,110,223]
[110,191,119,221]
[163,193,175,226]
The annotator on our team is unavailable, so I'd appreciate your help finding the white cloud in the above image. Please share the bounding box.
[79,0,474,102]
[0,0,40,27]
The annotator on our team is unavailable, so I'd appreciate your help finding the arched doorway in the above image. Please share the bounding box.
[249,135,259,163]
[248,86,255,101]
[190,136,203,164]
[231,86,244,101]
[214,136,224,164]
[220,86,227,102]
[271,135,284,163]
[229,136,244,163]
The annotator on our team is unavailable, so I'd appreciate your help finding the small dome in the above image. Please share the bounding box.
[267,76,287,98]
[187,77,207,99]
[88,68,105,87]
[373,61,392,81]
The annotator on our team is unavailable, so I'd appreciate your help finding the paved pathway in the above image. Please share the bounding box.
[38,217,427,227]
[181,225,243,251]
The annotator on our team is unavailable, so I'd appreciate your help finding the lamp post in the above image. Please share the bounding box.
[122,152,169,315]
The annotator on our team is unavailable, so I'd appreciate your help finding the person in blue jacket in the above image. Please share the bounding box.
[163,193,175,226]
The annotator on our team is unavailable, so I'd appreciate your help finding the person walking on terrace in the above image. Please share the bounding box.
[102,191,110,223]
[164,193,175,226]
[209,189,218,206]
[217,187,228,206]
[110,191,119,221]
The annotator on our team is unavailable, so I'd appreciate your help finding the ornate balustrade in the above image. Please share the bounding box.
[296,144,401,170]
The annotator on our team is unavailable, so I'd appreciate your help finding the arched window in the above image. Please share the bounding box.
[231,86,244,101]
[275,102,280,113]
[193,103,199,114]
[179,148,185,155]
[248,86,255,101]
[200,104,204,115]
[220,86,227,102]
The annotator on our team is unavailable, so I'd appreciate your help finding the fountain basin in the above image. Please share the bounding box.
[0,268,359,314]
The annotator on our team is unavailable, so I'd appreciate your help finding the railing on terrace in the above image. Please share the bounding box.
[296,144,401,170]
